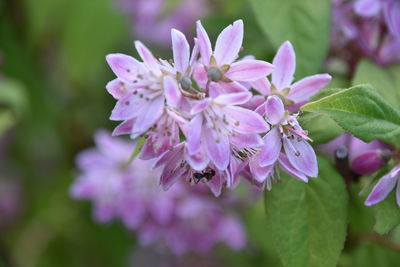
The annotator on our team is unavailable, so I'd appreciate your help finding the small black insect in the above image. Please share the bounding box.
[192,168,216,184]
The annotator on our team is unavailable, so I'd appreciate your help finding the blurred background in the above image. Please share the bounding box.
[1,0,400,266]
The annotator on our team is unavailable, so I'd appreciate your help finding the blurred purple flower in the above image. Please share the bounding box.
[0,178,23,229]
[318,133,392,175]
[330,0,400,67]
[71,130,247,254]
[365,165,400,207]
[118,0,208,46]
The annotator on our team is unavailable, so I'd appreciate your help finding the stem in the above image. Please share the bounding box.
[358,232,400,252]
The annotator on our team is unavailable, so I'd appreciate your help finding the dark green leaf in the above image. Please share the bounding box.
[301,84,400,146]
[264,157,348,267]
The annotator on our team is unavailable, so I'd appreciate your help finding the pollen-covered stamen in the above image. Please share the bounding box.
[207,67,223,82]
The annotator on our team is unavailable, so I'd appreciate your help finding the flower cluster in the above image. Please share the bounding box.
[330,0,400,68]
[105,20,331,195]
[71,131,246,254]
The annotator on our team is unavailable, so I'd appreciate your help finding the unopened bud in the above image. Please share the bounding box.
[207,67,222,82]
[351,151,382,175]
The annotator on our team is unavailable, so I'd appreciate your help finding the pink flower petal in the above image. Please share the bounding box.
[225,60,275,82]
[249,77,271,95]
[351,151,383,175]
[112,119,135,136]
[258,127,282,167]
[106,53,141,82]
[134,41,161,75]
[171,29,190,74]
[365,168,399,206]
[223,106,269,134]
[286,74,331,103]
[185,148,209,171]
[131,96,164,136]
[214,20,244,65]
[191,98,211,114]
[272,41,296,90]
[163,76,181,107]
[278,153,308,182]
[203,129,230,171]
[354,0,381,17]
[206,172,223,197]
[249,156,273,183]
[110,95,141,121]
[106,79,126,100]
[283,138,318,177]
[196,20,212,65]
[230,133,263,148]
[187,114,203,155]
[265,95,285,125]
[217,81,248,94]
[214,92,251,105]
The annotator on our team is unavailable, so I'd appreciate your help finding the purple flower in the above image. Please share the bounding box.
[193,20,275,92]
[249,96,318,189]
[250,41,331,110]
[71,131,247,254]
[365,165,400,207]
[318,133,392,175]
[330,0,400,67]
[117,0,208,46]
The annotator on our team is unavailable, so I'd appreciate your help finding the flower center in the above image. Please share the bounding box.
[179,76,192,91]
[207,67,222,82]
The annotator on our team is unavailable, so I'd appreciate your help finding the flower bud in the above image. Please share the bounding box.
[351,151,383,175]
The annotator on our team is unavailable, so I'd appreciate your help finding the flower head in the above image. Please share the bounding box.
[249,96,318,189]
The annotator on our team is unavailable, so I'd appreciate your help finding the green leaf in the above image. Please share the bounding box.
[372,191,400,234]
[352,60,400,109]
[301,84,400,146]
[250,0,331,77]
[264,157,348,267]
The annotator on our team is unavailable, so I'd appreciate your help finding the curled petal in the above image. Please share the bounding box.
[283,137,318,177]
[214,20,244,65]
[249,156,274,183]
[207,172,223,197]
[365,168,400,206]
[286,74,332,103]
[196,20,212,65]
[106,53,141,82]
[134,41,161,75]
[112,119,135,136]
[258,128,281,167]
[265,95,285,125]
[214,92,251,105]
[225,60,275,82]
[278,153,308,182]
[106,79,126,100]
[224,106,269,133]
[171,29,190,74]
[272,41,296,90]
[163,76,181,107]
[351,151,383,175]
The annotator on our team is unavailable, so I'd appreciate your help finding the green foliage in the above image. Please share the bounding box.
[264,157,348,267]
[0,78,27,134]
[302,84,400,147]
[353,60,400,109]
[372,192,400,235]
[250,0,331,77]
